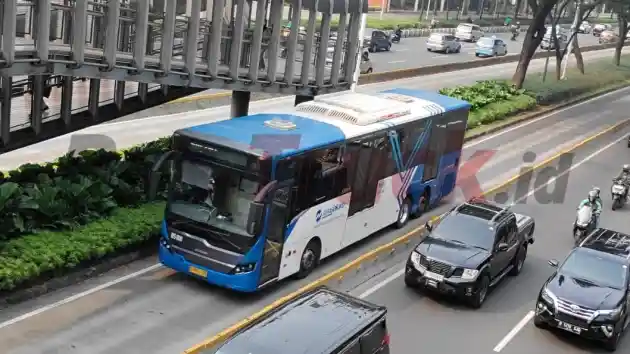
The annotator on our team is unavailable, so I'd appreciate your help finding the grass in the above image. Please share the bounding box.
[523,55,630,104]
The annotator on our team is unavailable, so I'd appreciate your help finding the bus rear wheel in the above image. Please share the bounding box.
[296,240,321,279]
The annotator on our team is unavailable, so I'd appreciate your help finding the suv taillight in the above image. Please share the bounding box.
[382,332,390,345]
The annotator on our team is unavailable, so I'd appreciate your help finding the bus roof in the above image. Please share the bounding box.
[214,287,386,354]
[177,88,470,159]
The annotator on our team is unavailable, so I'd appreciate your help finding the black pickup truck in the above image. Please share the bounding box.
[405,197,535,308]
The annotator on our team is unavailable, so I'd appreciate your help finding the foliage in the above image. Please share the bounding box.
[0,202,164,292]
[0,137,171,241]
[468,95,538,128]
[439,80,530,111]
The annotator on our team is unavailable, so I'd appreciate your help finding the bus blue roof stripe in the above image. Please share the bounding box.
[184,113,346,158]
[381,88,472,112]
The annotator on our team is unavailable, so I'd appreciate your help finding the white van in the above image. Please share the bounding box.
[455,23,483,42]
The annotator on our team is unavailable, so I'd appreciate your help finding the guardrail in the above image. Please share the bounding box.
[358,41,629,85]
[380,25,529,38]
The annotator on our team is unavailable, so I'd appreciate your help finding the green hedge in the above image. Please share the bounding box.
[0,202,165,292]
[0,138,171,241]
[439,80,530,112]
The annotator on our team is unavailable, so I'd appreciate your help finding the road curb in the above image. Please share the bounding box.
[465,81,630,141]
[183,87,630,353]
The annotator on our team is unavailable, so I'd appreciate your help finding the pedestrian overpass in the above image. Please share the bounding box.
[0,0,367,152]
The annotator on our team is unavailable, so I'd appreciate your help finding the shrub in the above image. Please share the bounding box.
[0,137,171,241]
[439,80,530,112]
[0,202,165,292]
[468,95,537,128]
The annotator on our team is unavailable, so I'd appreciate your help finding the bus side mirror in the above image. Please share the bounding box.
[148,151,175,201]
[247,201,265,235]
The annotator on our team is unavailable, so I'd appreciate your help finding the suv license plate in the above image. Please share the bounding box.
[425,271,444,282]
[556,320,583,334]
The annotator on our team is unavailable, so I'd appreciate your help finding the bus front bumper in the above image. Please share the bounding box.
[158,243,259,292]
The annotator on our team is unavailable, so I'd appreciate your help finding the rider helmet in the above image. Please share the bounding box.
[623,164,630,173]
[592,186,600,197]
[588,190,597,203]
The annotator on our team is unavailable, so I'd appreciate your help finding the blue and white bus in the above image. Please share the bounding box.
[150,88,471,292]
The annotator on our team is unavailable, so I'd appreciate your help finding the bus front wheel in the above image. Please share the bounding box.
[295,240,321,279]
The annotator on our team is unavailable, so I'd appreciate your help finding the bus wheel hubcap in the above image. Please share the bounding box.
[400,204,409,223]
[302,250,315,269]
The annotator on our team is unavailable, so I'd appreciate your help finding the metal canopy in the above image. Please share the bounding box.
[0,0,366,148]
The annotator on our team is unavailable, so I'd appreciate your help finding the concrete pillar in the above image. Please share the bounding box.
[294,95,313,106]
[186,0,193,15]
[231,90,251,117]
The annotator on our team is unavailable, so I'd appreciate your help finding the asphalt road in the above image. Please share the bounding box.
[351,117,630,354]
[0,51,628,354]
[368,32,601,72]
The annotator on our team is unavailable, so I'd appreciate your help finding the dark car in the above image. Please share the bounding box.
[366,30,392,52]
[534,228,630,351]
[404,197,535,308]
[215,286,390,354]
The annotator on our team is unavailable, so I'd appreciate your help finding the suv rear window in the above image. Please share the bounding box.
[429,33,445,41]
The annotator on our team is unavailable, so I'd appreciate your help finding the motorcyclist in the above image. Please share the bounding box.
[510,22,521,40]
[578,190,602,228]
[394,26,402,41]
[613,164,630,199]
[591,186,603,208]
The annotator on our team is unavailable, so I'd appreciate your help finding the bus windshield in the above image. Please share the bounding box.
[168,157,264,236]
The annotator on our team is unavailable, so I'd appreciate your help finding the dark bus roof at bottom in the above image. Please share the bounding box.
[214,287,386,354]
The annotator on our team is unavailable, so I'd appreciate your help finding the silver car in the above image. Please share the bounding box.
[426,33,462,53]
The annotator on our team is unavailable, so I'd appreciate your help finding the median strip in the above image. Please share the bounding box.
[169,42,628,104]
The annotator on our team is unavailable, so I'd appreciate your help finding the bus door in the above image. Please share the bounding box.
[343,137,388,247]
[259,184,295,285]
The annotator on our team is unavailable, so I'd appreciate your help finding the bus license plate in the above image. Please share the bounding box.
[189,266,208,278]
[556,320,583,334]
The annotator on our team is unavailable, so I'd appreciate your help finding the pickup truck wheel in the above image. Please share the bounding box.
[509,245,527,276]
[469,275,490,309]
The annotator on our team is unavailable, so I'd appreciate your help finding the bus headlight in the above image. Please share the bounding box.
[233,263,256,274]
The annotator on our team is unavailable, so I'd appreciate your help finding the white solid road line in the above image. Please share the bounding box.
[493,311,536,352]
[2,79,628,333]
[491,132,630,352]
[0,263,162,330]
[387,60,407,64]
[355,125,630,348]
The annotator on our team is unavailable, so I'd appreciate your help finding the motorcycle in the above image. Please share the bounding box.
[573,204,595,245]
[611,178,628,210]
[510,30,519,41]
[392,32,401,43]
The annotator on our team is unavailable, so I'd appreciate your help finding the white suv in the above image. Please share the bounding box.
[455,23,483,42]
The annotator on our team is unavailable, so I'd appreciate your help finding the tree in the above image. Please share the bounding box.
[610,0,630,65]
[511,0,560,88]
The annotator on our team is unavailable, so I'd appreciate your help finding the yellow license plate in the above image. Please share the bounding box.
[189,266,207,278]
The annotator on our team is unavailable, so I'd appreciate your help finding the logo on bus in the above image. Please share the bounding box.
[316,203,346,223]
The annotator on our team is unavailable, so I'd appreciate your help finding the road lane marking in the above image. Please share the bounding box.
[493,311,535,352]
[0,263,162,330]
[387,60,407,64]
[395,48,409,52]
[357,121,630,301]
[491,131,630,352]
[185,118,630,353]
[2,87,627,344]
